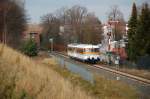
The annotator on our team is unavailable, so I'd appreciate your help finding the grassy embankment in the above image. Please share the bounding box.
[43,58,139,99]
[0,44,93,99]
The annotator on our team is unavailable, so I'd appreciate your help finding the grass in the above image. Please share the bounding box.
[0,44,93,99]
[98,62,150,80]
[43,58,139,99]
[119,67,150,80]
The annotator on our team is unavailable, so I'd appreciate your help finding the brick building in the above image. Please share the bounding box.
[23,24,42,47]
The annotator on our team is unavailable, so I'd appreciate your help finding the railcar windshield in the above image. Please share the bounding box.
[68,47,74,52]
[85,48,91,52]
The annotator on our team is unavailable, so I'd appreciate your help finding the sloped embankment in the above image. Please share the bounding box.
[0,44,93,99]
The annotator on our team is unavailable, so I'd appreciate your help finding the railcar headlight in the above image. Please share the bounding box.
[84,56,88,59]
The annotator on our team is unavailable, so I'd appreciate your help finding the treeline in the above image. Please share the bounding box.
[40,5,103,49]
[127,2,150,63]
[0,0,26,48]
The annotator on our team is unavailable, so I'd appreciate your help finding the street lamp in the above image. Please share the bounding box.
[49,38,53,52]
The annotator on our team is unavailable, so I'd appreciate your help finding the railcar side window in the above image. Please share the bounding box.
[86,48,91,52]
[92,48,99,52]
[77,48,83,54]
[95,48,100,52]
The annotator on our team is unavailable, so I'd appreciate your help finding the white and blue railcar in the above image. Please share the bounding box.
[67,44,100,63]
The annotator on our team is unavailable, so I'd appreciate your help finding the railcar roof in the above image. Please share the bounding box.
[68,44,99,48]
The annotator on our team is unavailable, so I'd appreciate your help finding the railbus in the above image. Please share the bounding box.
[67,44,100,63]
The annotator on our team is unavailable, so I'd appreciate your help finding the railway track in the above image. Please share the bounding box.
[53,51,150,85]
[93,65,150,85]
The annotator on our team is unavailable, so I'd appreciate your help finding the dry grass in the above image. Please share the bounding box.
[98,62,150,80]
[0,44,93,99]
[120,68,150,80]
[43,58,139,99]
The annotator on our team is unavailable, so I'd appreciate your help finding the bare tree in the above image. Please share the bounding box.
[108,5,124,21]
[41,13,62,48]
[82,13,103,44]
[0,0,26,48]
[41,5,103,46]
[55,7,69,24]
[54,5,88,43]
[108,5,125,41]
[67,5,87,42]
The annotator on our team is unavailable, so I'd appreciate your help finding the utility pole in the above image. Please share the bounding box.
[108,20,120,80]
[108,20,119,41]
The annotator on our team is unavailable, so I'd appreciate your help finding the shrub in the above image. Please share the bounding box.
[22,39,38,56]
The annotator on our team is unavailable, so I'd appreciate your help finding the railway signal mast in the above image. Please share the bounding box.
[107,20,119,52]
[107,19,120,80]
[108,20,119,41]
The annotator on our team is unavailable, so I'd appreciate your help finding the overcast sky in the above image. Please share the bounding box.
[25,0,150,23]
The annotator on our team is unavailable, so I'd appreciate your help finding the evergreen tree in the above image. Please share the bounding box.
[127,2,138,61]
[22,39,38,57]
[136,3,150,57]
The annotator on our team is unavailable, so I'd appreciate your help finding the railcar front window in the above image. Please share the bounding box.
[68,47,74,52]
